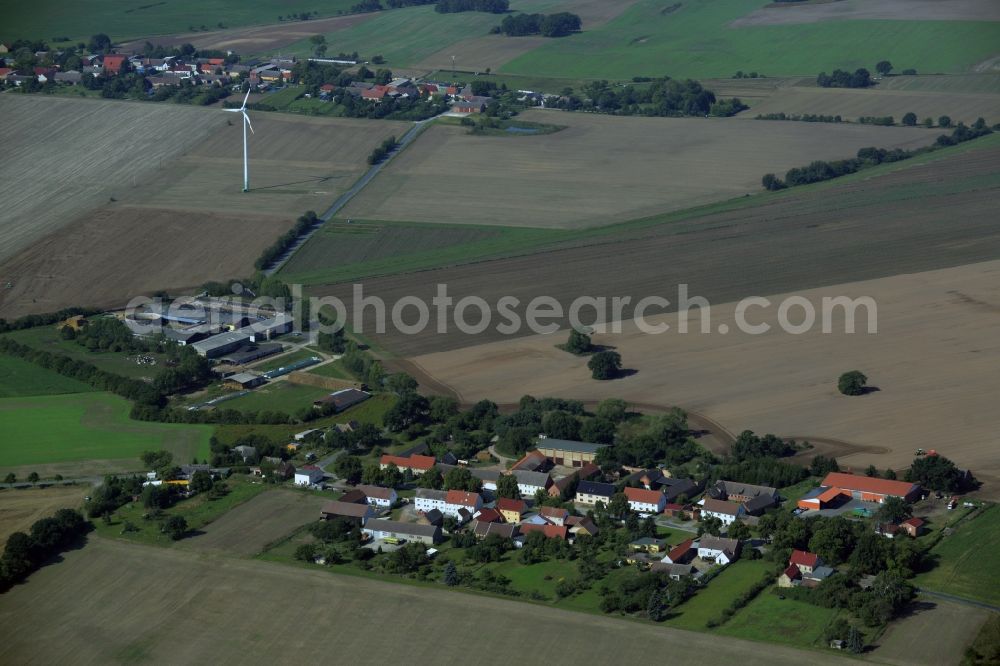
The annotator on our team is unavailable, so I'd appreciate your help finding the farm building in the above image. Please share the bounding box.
[548,462,600,498]
[453,95,492,113]
[469,468,500,491]
[380,453,436,476]
[473,521,518,540]
[650,561,699,580]
[511,450,550,472]
[294,465,324,486]
[519,523,568,540]
[217,342,283,365]
[565,516,599,538]
[191,330,252,358]
[313,388,371,412]
[363,519,442,545]
[240,312,293,341]
[663,538,696,564]
[223,372,266,390]
[512,470,551,497]
[818,472,922,503]
[698,498,746,526]
[707,480,779,505]
[443,490,482,519]
[535,438,608,467]
[320,500,376,524]
[797,486,852,511]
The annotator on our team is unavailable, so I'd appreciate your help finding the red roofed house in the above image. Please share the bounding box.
[624,486,666,515]
[320,83,335,93]
[548,462,600,498]
[778,564,802,588]
[789,550,820,574]
[33,67,56,83]
[362,85,389,101]
[496,497,527,523]
[475,508,503,523]
[663,538,696,564]
[444,490,483,518]
[900,517,926,537]
[379,453,436,476]
[820,472,922,503]
[102,54,127,74]
[519,523,568,540]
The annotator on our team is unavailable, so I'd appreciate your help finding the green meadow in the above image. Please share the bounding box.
[0,392,211,469]
[501,0,1000,80]
[0,355,94,398]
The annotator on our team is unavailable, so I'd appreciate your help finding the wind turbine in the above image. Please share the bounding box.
[225,87,254,192]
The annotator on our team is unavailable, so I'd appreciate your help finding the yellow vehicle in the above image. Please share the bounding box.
[383,537,401,545]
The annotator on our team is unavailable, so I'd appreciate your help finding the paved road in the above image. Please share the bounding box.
[917,588,1000,613]
[263,114,440,276]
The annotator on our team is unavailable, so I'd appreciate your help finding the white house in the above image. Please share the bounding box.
[415,488,448,514]
[443,490,482,518]
[294,465,324,486]
[699,498,746,526]
[697,536,742,565]
[513,470,550,497]
[624,487,666,516]
[574,480,616,505]
[356,484,398,508]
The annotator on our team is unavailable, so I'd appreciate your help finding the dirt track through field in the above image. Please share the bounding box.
[0,538,857,665]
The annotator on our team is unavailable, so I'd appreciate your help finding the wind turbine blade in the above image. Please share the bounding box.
[243,112,254,134]
[224,107,241,113]
[242,87,251,109]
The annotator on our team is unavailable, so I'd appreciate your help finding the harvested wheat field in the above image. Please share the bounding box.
[0,485,87,549]
[0,96,226,264]
[873,599,991,666]
[410,260,1000,494]
[123,111,408,218]
[342,110,937,228]
[745,84,1000,125]
[0,207,292,318]
[0,538,854,665]
[731,0,1000,27]
[179,489,325,556]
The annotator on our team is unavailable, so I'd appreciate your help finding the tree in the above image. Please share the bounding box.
[443,466,481,492]
[762,173,786,191]
[88,33,112,53]
[26,472,39,484]
[429,396,459,422]
[607,492,629,519]
[294,543,318,561]
[542,411,581,440]
[906,454,967,492]
[3,473,14,484]
[588,351,622,380]
[443,560,459,586]
[595,398,628,423]
[875,60,893,76]
[190,470,213,493]
[876,496,911,525]
[647,588,667,621]
[938,115,952,128]
[727,519,751,542]
[496,473,521,499]
[162,515,188,540]
[808,516,857,565]
[334,455,363,484]
[901,112,917,126]
[418,465,444,490]
[564,329,592,354]
[838,370,868,396]
[846,626,863,654]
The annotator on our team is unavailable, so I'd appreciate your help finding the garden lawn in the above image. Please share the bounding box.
[0,392,211,469]
[0,354,94,397]
[308,361,351,380]
[490,557,578,600]
[666,559,773,630]
[717,587,841,647]
[915,504,1000,606]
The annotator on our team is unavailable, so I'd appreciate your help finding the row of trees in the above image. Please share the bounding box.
[435,0,508,13]
[551,77,746,118]
[254,210,319,270]
[367,135,399,165]
[816,68,872,89]
[761,119,995,190]
[495,12,582,37]
[1,509,89,590]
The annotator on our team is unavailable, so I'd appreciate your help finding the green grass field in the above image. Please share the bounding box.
[4,326,167,380]
[1,0,357,42]
[307,360,351,380]
[92,476,268,546]
[502,0,1000,80]
[916,504,1000,606]
[718,587,841,647]
[218,382,331,414]
[665,559,773,630]
[0,355,94,398]
[427,70,602,94]
[0,392,211,469]
[248,349,318,373]
[277,0,563,64]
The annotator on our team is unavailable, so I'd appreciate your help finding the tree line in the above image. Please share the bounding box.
[435,0,509,13]
[552,77,746,118]
[494,12,582,37]
[254,210,319,271]
[762,119,995,190]
[1,509,89,591]
[367,135,400,165]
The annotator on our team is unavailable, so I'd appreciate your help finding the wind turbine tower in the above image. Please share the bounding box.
[225,88,254,192]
